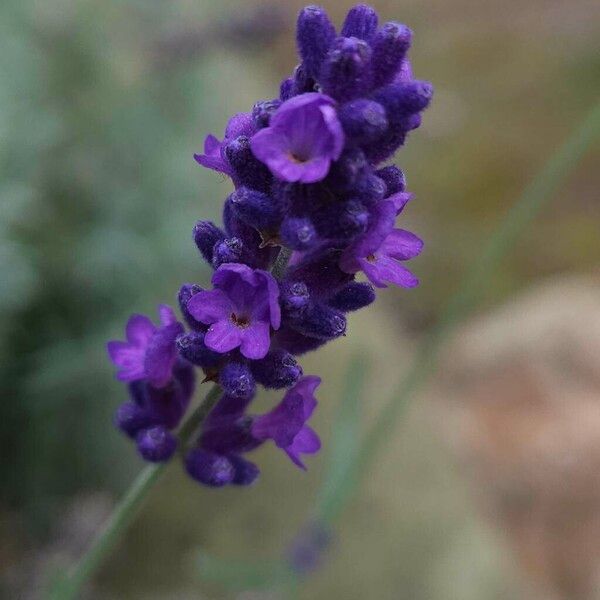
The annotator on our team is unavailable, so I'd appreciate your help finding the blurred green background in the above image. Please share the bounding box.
[1,0,598,598]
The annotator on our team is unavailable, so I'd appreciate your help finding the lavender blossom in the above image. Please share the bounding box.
[250,93,344,183]
[108,4,432,485]
[186,263,280,359]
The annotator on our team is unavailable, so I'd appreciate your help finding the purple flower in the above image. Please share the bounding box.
[107,305,183,388]
[252,376,321,469]
[186,263,280,360]
[194,112,256,179]
[250,93,344,183]
[340,202,423,288]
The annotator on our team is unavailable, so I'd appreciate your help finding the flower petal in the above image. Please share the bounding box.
[187,289,233,324]
[107,341,145,381]
[380,229,424,260]
[158,304,177,327]
[144,322,183,388]
[204,319,243,354]
[125,314,155,346]
[239,320,271,360]
[387,191,414,215]
[362,255,419,288]
[285,426,321,470]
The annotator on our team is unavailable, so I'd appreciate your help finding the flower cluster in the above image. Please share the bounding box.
[108,4,431,487]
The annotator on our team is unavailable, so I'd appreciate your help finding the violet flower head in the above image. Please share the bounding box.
[186,263,280,359]
[107,305,183,388]
[110,4,432,481]
[250,93,344,183]
[252,375,321,469]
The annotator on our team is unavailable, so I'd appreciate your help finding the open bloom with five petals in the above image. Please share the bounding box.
[187,263,281,359]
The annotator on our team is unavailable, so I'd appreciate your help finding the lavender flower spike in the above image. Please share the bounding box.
[251,93,344,183]
[186,263,280,359]
[108,4,432,482]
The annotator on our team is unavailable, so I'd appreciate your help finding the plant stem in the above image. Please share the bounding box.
[271,246,293,280]
[50,384,222,600]
[324,99,600,524]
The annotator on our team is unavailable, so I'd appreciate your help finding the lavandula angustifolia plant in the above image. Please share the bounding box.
[108,4,432,487]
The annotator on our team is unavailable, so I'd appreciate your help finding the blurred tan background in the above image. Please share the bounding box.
[0,0,598,598]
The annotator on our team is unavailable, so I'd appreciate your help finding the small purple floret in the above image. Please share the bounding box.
[252,375,321,469]
[250,93,344,184]
[107,305,183,388]
[340,204,423,289]
[186,263,280,360]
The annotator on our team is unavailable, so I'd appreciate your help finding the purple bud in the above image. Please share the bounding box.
[328,281,376,312]
[114,401,154,438]
[296,6,336,79]
[341,4,378,42]
[293,63,317,94]
[230,187,281,231]
[144,381,189,430]
[223,198,273,269]
[212,237,244,269]
[376,165,406,194]
[280,216,318,251]
[193,221,226,264]
[316,199,369,240]
[252,99,282,129]
[251,349,303,389]
[230,455,260,486]
[325,147,368,194]
[136,426,177,462]
[338,99,388,144]
[280,281,311,316]
[186,449,235,487]
[371,22,412,88]
[275,326,327,355]
[287,251,353,299]
[178,283,206,331]
[280,77,295,101]
[289,303,346,340]
[176,331,222,368]
[357,173,387,205]
[363,127,407,164]
[224,135,272,193]
[219,361,256,400]
[320,37,372,101]
[374,80,434,125]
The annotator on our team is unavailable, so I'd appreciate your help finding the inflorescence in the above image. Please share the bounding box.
[107,4,432,487]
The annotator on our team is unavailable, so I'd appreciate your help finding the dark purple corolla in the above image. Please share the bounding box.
[186,263,280,359]
[107,305,183,387]
[252,375,321,468]
[250,93,344,183]
[194,112,256,180]
[340,203,423,289]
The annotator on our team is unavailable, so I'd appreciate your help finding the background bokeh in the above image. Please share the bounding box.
[1,0,598,598]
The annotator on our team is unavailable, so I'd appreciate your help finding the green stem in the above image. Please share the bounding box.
[50,384,222,600]
[271,246,293,280]
[325,100,600,524]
